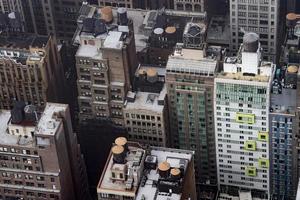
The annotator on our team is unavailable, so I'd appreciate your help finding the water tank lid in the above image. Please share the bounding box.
[138,69,147,75]
[112,145,124,154]
[147,68,157,77]
[287,65,298,73]
[170,168,181,176]
[243,32,259,42]
[287,13,297,21]
[153,28,164,35]
[115,137,127,146]
[101,6,112,14]
[165,26,176,34]
[117,7,127,14]
[158,161,170,171]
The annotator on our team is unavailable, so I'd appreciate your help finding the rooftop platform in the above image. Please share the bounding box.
[0,110,34,147]
[36,103,68,136]
[97,142,145,197]
[97,139,195,200]
[166,48,218,76]
[136,146,193,200]
[125,87,166,113]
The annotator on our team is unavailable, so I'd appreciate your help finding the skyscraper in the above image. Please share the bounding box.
[166,42,221,184]
[215,33,274,199]
[0,102,90,200]
[74,4,138,126]
[269,65,298,200]
[229,0,279,61]
[0,33,65,109]
[0,0,83,39]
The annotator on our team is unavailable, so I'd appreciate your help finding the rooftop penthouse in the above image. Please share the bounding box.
[219,32,275,83]
[97,137,196,200]
[166,43,221,76]
[0,102,68,148]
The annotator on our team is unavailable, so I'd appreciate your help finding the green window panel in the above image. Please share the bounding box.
[235,113,255,124]
[258,158,269,168]
[258,132,268,141]
[246,166,257,176]
[244,140,256,151]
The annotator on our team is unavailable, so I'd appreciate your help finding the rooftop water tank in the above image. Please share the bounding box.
[286,13,297,28]
[101,6,113,23]
[146,68,158,83]
[243,32,259,52]
[117,7,128,25]
[158,161,170,178]
[115,137,128,152]
[112,145,125,164]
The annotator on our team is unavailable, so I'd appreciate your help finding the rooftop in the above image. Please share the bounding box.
[125,86,166,113]
[76,44,101,59]
[0,110,31,146]
[36,103,68,136]
[136,146,193,200]
[103,31,123,49]
[97,142,145,197]
[270,66,298,115]
[217,70,271,82]
[220,42,274,82]
[97,139,195,200]
[166,47,218,76]
[74,3,207,55]
[0,103,68,147]
[0,34,49,65]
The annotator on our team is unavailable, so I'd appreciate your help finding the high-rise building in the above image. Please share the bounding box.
[97,0,173,10]
[215,33,274,199]
[0,33,65,110]
[166,42,221,184]
[74,4,138,126]
[229,0,279,61]
[281,13,300,200]
[124,65,169,147]
[97,137,197,200]
[0,102,90,200]
[269,65,298,200]
[0,0,83,40]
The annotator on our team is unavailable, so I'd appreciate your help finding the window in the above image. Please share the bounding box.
[259,158,269,168]
[244,141,256,151]
[246,166,257,177]
[258,132,268,141]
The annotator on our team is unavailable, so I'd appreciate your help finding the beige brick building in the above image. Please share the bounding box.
[74,4,138,126]
[0,34,65,110]
[0,102,90,200]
